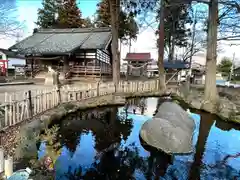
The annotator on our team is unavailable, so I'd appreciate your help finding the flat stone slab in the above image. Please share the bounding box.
[140,102,195,154]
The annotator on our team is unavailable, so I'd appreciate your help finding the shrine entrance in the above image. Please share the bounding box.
[123,53,153,80]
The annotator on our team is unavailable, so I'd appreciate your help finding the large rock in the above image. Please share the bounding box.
[140,102,195,154]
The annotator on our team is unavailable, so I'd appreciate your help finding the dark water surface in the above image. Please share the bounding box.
[38,98,240,180]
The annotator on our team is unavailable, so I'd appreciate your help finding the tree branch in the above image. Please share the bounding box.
[0,3,24,38]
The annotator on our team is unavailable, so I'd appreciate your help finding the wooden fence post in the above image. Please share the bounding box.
[57,86,61,104]
[97,81,100,96]
[114,82,117,93]
[4,156,13,178]
[0,148,4,174]
[155,79,158,91]
[28,90,33,117]
[4,92,8,128]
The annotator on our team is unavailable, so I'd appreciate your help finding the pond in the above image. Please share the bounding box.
[38,97,240,179]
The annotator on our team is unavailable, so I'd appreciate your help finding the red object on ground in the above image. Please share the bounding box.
[0,59,8,76]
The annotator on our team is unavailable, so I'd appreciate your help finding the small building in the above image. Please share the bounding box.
[9,27,112,80]
[123,52,190,81]
[190,62,205,84]
[123,53,153,78]
[147,61,158,77]
[147,59,190,81]
[233,67,240,80]
[0,48,25,76]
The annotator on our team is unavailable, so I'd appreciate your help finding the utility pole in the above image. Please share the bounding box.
[16,32,20,43]
[229,52,235,82]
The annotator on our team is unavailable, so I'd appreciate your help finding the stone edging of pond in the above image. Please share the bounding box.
[1,91,161,159]
[171,87,240,124]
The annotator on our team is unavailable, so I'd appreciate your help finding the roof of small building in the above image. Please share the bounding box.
[0,48,25,59]
[234,66,240,72]
[148,60,190,69]
[9,27,112,55]
[124,53,152,61]
[163,60,190,69]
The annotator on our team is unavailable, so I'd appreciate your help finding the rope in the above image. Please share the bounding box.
[127,62,148,70]
[127,63,148,77]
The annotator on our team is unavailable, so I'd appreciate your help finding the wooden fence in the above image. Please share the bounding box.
[0,79,159,130]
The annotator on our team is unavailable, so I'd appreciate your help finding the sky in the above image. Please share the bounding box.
[0,0,240,66]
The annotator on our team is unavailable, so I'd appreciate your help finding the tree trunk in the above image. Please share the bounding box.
[109,0,120,83]
[158,0,166,91]
[168,21,175,62]
[188,113,214,180]
[202,0,219,113]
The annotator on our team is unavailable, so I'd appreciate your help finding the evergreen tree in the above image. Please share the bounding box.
[95,0,139,42]
[83,17,95,28]
[36,0,61,28]
[58,0,85,28]
[155,2,192,61]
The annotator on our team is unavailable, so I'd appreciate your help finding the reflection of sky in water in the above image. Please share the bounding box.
[191,113,240,169]
[38,98,240,179]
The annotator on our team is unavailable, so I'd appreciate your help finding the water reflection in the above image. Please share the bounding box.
[140,137,172,179]
[189,113,214,180]
[38,97,240,179]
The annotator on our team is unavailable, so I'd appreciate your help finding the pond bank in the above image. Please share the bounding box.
[1,85,239,163]
[29,99,240,179]
[173,85,240,123]
[1,91,162,159]
[1,94,125,157]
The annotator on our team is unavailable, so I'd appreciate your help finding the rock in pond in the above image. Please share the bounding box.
[140,102,195,154]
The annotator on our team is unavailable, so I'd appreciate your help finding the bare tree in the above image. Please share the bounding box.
[0,2,23,38]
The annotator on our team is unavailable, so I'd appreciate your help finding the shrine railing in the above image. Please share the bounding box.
[70,65,112,75]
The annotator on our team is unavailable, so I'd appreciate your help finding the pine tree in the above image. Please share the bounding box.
[36,0,61,28]
[95,0,138,41]
[58,0,85,28]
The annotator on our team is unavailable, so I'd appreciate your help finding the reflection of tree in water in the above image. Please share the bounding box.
[63,143,148,180]
[188,112,240,180]
[140,136,172,179]
[63,135,173,180]
[94,107,133,152]
[61,107,152,179]
[59,111,88,153]
[188,112,214,180]
[58,106,133,155]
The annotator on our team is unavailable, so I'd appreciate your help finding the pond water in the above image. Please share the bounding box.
[38,97,240,180]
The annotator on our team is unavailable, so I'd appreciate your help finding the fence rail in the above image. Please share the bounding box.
[0,79,160,130]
